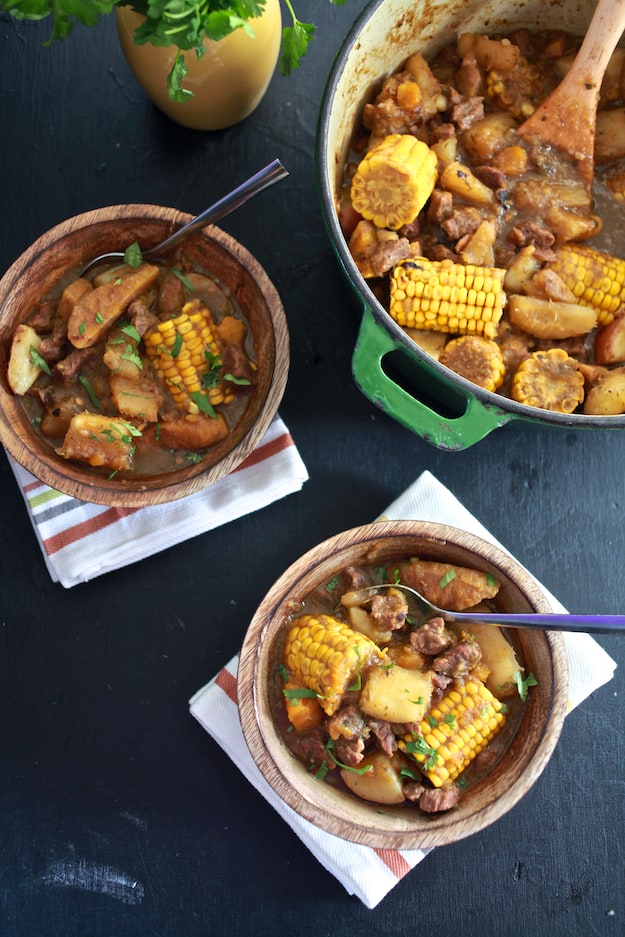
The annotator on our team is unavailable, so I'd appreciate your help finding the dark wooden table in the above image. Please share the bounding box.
[1,3,623,934]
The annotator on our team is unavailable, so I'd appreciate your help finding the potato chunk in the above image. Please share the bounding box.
[109,374,162,422]
[359,664,433,723]
[59,413,137,471]
[583,367,625,414]
[508,294,597,339]
[340,751,405,805]
[7,324,45,394]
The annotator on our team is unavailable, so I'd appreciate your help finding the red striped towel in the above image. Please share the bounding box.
[189,471,616,908]
[8,415,308,588]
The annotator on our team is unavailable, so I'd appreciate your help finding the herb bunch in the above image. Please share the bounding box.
[2,0,347,101]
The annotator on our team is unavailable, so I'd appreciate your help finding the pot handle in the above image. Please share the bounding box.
[352,305,512,450]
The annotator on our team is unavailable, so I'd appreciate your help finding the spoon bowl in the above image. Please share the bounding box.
[344,583,625,634]
[80,158,288,275]
[517,0,625,181]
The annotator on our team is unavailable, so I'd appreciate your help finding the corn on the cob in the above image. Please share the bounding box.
[510,347,584,413]
[390,258,506,339]
[548,243,625,326]
[438,335,506,392]
[144,300,233,415]
[350,134,438,230]
[283,614,382,716]
[399,677,506,787]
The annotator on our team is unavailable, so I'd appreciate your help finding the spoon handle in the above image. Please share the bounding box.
[449,611,625,634]
[144,158,289,259]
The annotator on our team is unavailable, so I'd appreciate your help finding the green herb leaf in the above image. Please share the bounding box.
[403,735,440,771]
[29,345,52,376]
[282,687,319,701]
[325,575,340,592]
[324,739,372,775]
[515,671,538,702]
[223,372,251,386]
[171,332,184,358]
[78,374,100,409]
[172,267,195,291]
[189,391,216,418]
[124,241,143,268]
[439,569,456,589]
[121,323,141,344]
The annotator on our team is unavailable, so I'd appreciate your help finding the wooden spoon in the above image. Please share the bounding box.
[518,0,625,182]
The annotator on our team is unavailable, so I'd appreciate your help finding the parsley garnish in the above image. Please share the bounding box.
[324,739,372,775]
[439,570,456,588]
[189,391,217,418]
[403,736,440,771]
[325,575,340,592]
[29,346,52,376]
[282,687,319,702]
[171,332,184,358]
[516,671,538,702]
[172,267,195,291]
[78,374,100,409]
[223,372,251,386]
[124,241,143,268]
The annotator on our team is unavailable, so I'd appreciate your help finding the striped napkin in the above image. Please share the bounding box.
[189,470,617,909]
[8,415,308,588]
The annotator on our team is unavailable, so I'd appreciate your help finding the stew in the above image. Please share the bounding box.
[273,557,531,814]
[6,251,256,477]
[339,30,625,414]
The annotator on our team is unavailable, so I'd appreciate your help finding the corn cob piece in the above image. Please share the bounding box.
[439,335,506,392]
[548,243,625,326]
[283,614,382,716]
[350,134,438,230]
[511,347,584,413]
[144,300,234,415]
[399,677,506,787]
[390,258,506,339]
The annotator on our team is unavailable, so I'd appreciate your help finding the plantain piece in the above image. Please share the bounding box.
[67,263,160,349]
[350,133,438,230]
[439,334,506,392]
[510,348,584,413]
[508,294,598,339]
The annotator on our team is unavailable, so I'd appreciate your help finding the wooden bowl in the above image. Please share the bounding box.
[0,205,289,506]
[238,520,569,849]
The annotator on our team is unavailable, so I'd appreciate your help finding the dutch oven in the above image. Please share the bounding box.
[317,0,625,450]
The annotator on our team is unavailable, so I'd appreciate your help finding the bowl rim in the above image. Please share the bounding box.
[0,204,289,506]
[238,519,570,848]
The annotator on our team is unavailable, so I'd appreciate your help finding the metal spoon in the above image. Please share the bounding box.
[80,158,289,275]
[343,583,625,635]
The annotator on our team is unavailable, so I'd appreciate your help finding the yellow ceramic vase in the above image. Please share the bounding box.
[116,1,282,130]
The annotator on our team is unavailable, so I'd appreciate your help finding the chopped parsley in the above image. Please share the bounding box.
[124,241,143,268]
[29,346,52,376]
[172,268,195,291]
[439,569,456,589]
[516,671,538,702]
[403,735,440,771]
[78,374,100,409]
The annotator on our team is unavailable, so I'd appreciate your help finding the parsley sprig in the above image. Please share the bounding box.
[3,0,348,100]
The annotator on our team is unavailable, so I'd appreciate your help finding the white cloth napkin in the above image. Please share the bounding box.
[189,470,617,909]
[8,415,308,588]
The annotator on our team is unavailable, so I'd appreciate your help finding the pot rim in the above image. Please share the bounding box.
[315,0,625,432]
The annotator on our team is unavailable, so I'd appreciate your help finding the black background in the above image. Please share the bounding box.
[1,2,623,934]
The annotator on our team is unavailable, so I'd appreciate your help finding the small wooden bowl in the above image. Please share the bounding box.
[238,520,569,849]
[0,205,289,506]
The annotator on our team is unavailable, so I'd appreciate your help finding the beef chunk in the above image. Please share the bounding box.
[410,616,454,656]
[433,639,482,676]
[418,784,461,813]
